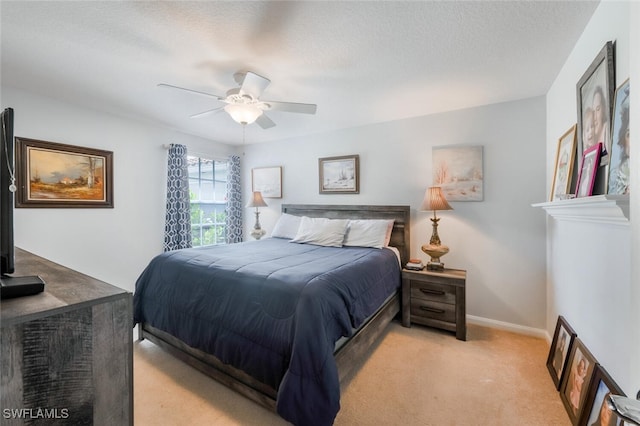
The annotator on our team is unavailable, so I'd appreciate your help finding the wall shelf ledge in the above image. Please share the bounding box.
[532,194,630,225]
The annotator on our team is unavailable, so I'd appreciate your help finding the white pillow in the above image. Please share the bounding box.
[343,219,395,249]
[290,216,349,247]
[271,213,302,239]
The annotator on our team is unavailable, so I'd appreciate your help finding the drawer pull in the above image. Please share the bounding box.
[420,306,445,314]
[420,288,445,296]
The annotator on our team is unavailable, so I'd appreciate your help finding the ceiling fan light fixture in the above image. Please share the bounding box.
[224,103,263,125]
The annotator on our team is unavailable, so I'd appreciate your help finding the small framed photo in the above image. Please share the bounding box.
[252,166,282,198]
[15,137,114,208]
[560,338,598,425]
[607,78,630,195]
[576,41,615,165]
[319,154,359,194]
[546,316,577,390]
[575,142,602,198]
[579,364,625,426]
[550,125,577,201]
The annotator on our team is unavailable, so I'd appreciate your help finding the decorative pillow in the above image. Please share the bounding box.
[271,213,302,239]
[290,216,350,247]
[343,219,395,249]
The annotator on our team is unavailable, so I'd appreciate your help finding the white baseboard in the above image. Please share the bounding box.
[467,315,550,341]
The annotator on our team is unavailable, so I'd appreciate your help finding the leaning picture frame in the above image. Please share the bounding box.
[607,78,630,195]
[576,41,615,165]
[318,154,359,194]
[550,125,577,201]
[578,364,625,426]
[546,316,577,390]
[252,166,282,198]
[575,142,602,198]
[560,338,598,425]
[15,137,114,208]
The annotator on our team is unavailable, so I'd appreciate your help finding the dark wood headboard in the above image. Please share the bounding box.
[281,204,410,266]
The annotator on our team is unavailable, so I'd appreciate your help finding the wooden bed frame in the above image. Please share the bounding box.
[138,204,410,413]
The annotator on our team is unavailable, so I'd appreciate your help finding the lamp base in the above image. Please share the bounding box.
[250,227,266,240]
[421,243,449,271]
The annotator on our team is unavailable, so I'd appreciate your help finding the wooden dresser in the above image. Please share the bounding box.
[401,267,467,340]
[1,248,133,425]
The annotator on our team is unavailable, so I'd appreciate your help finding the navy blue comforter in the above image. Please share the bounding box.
[133,238,400,425]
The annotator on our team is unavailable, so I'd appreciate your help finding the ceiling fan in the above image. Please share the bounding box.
[158,71,317,129]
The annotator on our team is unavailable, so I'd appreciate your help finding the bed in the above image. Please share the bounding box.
[134,204,410,425]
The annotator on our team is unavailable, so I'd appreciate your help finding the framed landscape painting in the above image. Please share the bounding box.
[319,155,359,194]
[15,137,113,208]
[252,166,282,198]
[432,145,483,201]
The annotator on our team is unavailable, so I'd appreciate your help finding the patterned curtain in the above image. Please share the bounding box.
[225,155,243,243]
[163,144,192,252]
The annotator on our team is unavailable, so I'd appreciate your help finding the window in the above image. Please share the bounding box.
[188,155,228,246]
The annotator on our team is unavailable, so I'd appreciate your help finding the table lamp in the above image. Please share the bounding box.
[246,191,267,240]
[420,186,453,271]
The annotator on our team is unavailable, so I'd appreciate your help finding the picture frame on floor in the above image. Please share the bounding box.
[546,316,577,390]
[560,338,598,425]
[578,364,625,426]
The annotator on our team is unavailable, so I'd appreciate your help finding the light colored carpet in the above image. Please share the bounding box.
[134,323,569,425]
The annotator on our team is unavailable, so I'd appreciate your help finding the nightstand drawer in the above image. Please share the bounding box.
[410,298,456,323]
[409,281,455,304]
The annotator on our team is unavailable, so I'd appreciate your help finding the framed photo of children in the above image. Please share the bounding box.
[607,78,630,195]
[578,365,625,426]
[550,125,577,201]
[546,316,577,390]
[575,143,602,198]
[560,338,598,425]
[576,41,614,165]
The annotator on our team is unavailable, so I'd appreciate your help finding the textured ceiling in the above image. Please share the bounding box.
[1,1,598,145]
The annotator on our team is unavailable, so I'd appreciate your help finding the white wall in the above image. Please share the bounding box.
[546,1,637,395]
[242,96,549,332]
[2,87,236,293]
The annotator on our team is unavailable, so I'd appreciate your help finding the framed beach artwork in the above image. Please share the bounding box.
[550,125,577,201]
[575,143,602,198]
[576,41,615,165]
[252,166,282,198]
[607,78,630,195]
[318,155,359,194]
[560,338,598,425]
[546,316,577,390]
[432,145,483,201]
[579,365,625,426]
[15,137,113,208]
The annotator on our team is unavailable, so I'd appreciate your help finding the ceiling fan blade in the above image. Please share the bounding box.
[263,100,317,115]
[157,83,224,100]
[189,106,225,119]
[256,113,276,129]
[238,71,271,98]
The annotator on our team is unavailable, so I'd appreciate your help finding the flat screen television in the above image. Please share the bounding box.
[0,107,45,298]
[1,107,15,276]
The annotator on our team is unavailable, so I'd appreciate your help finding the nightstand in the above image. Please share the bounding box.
[401,267,467,340]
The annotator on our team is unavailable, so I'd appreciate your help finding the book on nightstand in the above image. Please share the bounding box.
[405,258,424,271]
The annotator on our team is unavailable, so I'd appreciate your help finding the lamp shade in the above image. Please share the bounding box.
[420,187,453,211]
[224,103,263,125]
[246,191,268,208]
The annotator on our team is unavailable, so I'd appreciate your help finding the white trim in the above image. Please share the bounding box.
[467,315,550,341]
[532,194,630,225]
